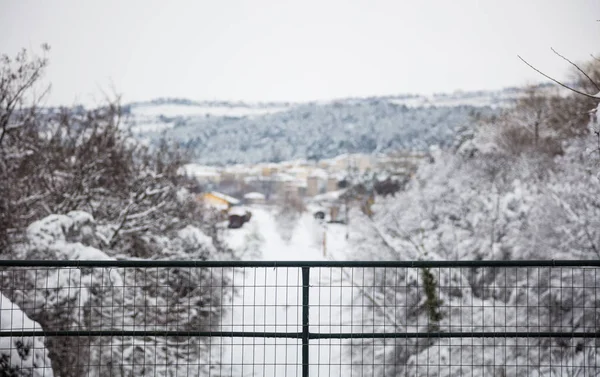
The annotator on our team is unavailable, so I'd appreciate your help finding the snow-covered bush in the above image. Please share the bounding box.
[1,211,231,377]
[0,293,53,377]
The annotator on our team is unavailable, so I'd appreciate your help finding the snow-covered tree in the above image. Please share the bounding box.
[2,210,231,377]
[0,47,234,377]
[343,65,600,375]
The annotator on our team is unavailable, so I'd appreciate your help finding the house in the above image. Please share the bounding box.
[326,177,339,192]
[260,163,279,177]
[179,164,222,185]
[307,176,319,197]
[201,191,241,211]
[306,168,328,197]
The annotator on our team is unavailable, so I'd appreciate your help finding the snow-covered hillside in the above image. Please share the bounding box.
[122,89,536,165]
[123,84,572,166]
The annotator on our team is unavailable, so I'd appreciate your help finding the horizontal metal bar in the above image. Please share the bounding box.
[0,259,599,268]
[0,330,303,338]
[0,330,597,339]
[310,331,600,339]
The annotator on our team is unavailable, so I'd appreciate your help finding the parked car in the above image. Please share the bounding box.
[228,207,252,229]
[313,211,325,220]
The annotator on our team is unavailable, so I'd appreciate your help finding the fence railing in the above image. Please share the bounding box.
[0,259,599,377]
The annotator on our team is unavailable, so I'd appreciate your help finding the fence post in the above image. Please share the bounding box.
[302,266,310,377]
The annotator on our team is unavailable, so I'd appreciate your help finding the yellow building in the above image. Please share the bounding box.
[201,192,241,211]
[260,165,279,177]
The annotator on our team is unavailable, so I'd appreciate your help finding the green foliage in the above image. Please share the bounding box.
[420,267,443,331]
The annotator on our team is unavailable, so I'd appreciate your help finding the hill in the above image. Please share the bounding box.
[123,86,551,165]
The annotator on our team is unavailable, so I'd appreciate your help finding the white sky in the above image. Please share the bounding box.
[1,0,598,106]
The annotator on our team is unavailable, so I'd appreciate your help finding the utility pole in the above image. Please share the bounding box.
[345,196,349,240]
[322,221,327,257]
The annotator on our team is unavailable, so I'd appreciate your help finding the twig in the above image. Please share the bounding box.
[518,55,600,100]
[324,254,403,330]
[0,122,7,147]
[551,47,600,92]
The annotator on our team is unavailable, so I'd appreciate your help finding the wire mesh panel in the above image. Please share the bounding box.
[219,266,303,377]
[0,260,598,377]
[309,264,600,377]
[0,263,234,376]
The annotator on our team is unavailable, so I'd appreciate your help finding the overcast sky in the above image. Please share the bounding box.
[1,0,598,106]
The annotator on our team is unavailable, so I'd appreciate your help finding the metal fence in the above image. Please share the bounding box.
[0,259,599,376]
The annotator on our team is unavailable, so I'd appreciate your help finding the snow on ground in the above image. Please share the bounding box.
[220,206,354,377]
[0,293,54,376]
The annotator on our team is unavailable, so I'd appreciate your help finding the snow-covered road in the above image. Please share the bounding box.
[218,207,353,377]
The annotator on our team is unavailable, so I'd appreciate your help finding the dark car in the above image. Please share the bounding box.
[228,214,245,229]
[228,209,252,229]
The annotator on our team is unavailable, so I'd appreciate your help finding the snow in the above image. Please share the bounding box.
[205,202,229,211]
[179,163,221,178]
[311,189,347,203]
[209,191,241,205]
[273,172,296,182]
[220,207,353,377]
[177,225,216,254]
[287,166,308,174]
[125,95,491,165]
[26,211,95,249]
[244,192,266,200]
[0,293,53,377]
[56,242,114,260]
[130,121,175,134]
[385,88,540,109]
[308,168,328,179]
[228,206,250,216]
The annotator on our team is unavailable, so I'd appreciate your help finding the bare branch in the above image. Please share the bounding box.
[551,47,600,92]
[518,55,600,100]
[338,266,403,329]
[0,122,7,146]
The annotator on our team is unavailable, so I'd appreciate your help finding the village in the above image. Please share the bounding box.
[180,151,429,228]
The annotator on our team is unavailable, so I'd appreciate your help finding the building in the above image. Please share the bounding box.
[307,176,319,197]
[354,153,374,171]
[201,191,241,211]
[179,164,222,185]
[329,153,374,173]
[288,166,309,181]
[326,177,338,192]
[309,189,348,223]
[306,168,328,197]
[260,163,279,177]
